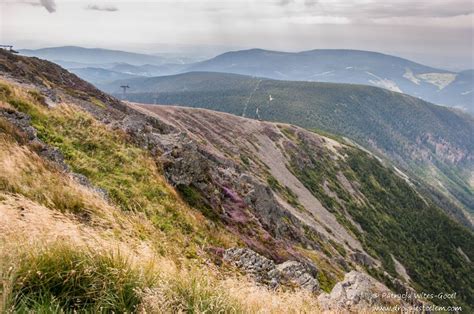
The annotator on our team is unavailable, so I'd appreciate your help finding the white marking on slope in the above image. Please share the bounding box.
[366,71,403,93]
[242,79,261,118]
[311,70,334,77]
[403,68,420,85]
[274,71,288,78]
[391,254,411,282]
[417,73,457,90]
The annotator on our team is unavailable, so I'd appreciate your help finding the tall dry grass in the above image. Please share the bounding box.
[0,79,323,313]
[1,236,320,313]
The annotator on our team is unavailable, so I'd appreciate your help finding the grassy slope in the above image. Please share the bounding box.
[0,80,320,312]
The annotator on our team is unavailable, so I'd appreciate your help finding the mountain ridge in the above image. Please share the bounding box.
[19,46,167,66]
[187,48,473,112]
[103,71,474,223]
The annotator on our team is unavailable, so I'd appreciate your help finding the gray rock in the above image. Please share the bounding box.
[223,247,320,293]
[350,251,376,267]
[318,271,404,312]
[276,261,320,293]
[72,173,109,200]
[224,248,277,283]
[0,108,37,141]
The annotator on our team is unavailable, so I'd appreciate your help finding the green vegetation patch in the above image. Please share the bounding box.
[177,184,220,222]
[7,245,149,313]
[266,174,305,211]
[4,87,200,238]
[0,82,12,101]
[90,96,106,108]
[286,135,474,310]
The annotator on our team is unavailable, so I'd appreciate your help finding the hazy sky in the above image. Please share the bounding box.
[1,0,473,69]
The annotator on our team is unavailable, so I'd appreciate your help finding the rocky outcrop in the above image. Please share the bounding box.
[123,105,325,262]
[276,261,320,293]
[0,107,68,171]
[223,247,320,293]
[0,106,107,198]
[350,251,376,267]
[318,271,403,312]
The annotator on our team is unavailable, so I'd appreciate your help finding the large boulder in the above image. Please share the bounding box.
[318,271,400,312]
[223,247,319,293]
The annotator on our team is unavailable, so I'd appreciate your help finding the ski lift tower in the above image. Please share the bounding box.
[120,85,130,99]
[0,45,19,53]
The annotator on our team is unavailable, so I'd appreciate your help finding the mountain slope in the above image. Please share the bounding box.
[1,49,473,312]
[187,49,473,113]
[69,67,141,84]
[19,46,166,66]
[102,72,474,220]
[136,103,474,310]
[432,69,474,109]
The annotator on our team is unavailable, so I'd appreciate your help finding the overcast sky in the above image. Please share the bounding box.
[1,0,473,69]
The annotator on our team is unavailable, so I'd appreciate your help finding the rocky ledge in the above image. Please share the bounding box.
[223,247,320,293]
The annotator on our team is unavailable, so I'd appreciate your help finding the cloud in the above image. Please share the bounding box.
[278,0,293,6]
[271,0,473,20]
[311,0,474,19]
[277,0,318,6]
[19,0,41,7]
[304,0,319,6]
[267,15,351,25]
[86,4,119,12]
[40,0,56,13]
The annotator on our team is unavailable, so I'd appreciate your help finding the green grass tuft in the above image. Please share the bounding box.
[144,271,243,313]
[7,245,149,313]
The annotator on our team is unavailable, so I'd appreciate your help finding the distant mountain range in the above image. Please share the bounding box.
[101,71,474,219]
[187,49,473,113]
[70,67,140,84]
[20,47,473,113]
[68,63,187,82]
[19,46,167,66]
